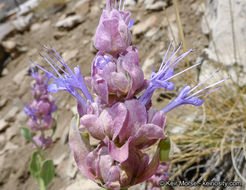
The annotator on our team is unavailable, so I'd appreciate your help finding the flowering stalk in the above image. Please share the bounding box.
[21,68,56,190]
[31,0,227,189]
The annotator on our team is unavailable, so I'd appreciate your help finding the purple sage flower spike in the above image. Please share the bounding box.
[94,0,132,56]
[139,42,193,106]
[32,46,93,115]
[23,69,57,131]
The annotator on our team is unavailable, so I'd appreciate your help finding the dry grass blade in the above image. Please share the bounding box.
[231,145,246,184]
[164,11,177,47]
[172,0,189,67]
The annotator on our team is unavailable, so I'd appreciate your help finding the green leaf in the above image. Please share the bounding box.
[37,177,46,190]
[20,127,33,142]
[40,160,55,187]
[30,151,41,178]
[159,137,171,162]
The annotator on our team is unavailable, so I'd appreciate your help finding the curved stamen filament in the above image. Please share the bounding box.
[188,69,220,94]
[188,78,229,98]
[196,86,222,98]
[166,62,202,81]
[31,61,56,79]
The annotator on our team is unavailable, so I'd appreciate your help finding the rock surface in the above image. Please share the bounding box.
[74,0,90,16]
[145,1,167,10]
[132,15,159,35]
[12,13,33,32]
[1,40,16,53]
[56,15,84,30]
[0,120,9,132]
[0,22,15,42]
[201,0,246,86]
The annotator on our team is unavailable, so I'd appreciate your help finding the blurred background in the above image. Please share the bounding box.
[0,0,245,189]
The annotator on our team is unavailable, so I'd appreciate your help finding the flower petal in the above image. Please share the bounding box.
[69,114,94,180]
[119,99,147,142]
[108,102,128,140]
[151,111,166,129]
[110,72,129,94]
[135,143,160,184]
[135,124,166,149]
[92,75,108,104]
[108,137,132,163]
[80,115,105,140]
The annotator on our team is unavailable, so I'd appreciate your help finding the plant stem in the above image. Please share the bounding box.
[33,141,45,161]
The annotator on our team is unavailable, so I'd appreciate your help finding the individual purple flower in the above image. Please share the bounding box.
[33,135,52,150]
[94,0,133,56]
[139,43,193,106]
[32,46,93,116]
[161,71,228,113]
[86,46,146,105]
[69,115,161,190]
[147,162,170,190]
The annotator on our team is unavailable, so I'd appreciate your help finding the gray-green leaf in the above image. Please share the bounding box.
[30,151,41,178]
[40,160,55,187]
[20,127,33,142]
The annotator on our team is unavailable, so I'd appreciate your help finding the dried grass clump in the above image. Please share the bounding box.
[168,84,246,188]
[166,0,246,188]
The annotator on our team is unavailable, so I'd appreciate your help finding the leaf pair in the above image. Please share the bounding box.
[30,151,55,190]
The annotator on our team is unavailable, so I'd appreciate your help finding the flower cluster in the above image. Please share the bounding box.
[23,68,57,150]
[33,0,226,189]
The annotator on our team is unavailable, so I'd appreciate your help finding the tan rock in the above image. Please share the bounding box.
[56,15,84,30]
[1,40,16,52]
[4,107,19,122]
[133,15,159,36]
[74,0,90,16]
[13,68,28,85]
[0,120,8,132]
[62,49,79,63]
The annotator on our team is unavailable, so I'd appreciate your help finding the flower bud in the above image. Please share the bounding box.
[94,0,132,55]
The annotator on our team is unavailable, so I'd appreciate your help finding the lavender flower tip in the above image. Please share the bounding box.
[161,76,228,113]
[139,42,193,106]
